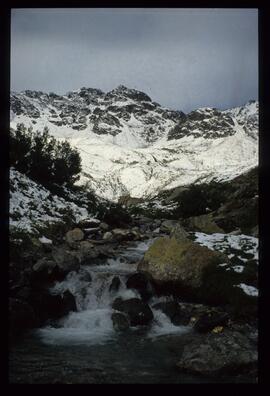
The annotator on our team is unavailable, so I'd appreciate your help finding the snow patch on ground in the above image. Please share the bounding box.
[193,232,258,263]
[10,168,94,235]
[236,283,258,297]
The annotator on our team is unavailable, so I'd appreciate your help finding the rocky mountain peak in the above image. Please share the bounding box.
[10,87,258,201]
[106,85,152,102]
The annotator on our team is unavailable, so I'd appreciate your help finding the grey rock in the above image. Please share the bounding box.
[52,247,80,275]
[170,224,189,240]
[176,330,257,375]
[111,312,130,331]
[65,228,84,246]
[109,276,121,292]
[112,297,153,326]
[99,222,109,231]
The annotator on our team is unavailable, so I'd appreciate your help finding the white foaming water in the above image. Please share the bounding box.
[148,309,191,339]
[37,239,190,345]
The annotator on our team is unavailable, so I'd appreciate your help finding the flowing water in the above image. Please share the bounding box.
[9,239,254,383]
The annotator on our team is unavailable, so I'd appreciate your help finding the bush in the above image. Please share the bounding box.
[10,124,81,189]
[173,181,229,219]
[173,185,208,218]
[97,203,132,228]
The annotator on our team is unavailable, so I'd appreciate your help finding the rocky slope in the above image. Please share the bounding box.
[10,86,258,201]
[9,167,98,238]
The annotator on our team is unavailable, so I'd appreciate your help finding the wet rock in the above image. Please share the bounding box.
[112,297,153,326]
[109,276,121,292]
[126,272,155,301]
[176,329,257,376]
[153,301,190,326]
[52,247,80,276]
[9,298,36,337]
[15,286,32,301]
[65,228,84,246]
[77,268,92,283]
[73,241,100,265]
[32,258,59,282]
[111,312,130,331]
[194,311,229,333]
[30,289,77,322]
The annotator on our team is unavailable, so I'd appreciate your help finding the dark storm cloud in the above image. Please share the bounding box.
[11,8,258,112]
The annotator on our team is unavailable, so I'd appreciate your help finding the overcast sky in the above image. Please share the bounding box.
[11,8,258,112]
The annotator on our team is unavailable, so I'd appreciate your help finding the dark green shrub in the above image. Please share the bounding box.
[10,123,81,189]
[173,184,209,218]
[98,203,132,228]
[173,181,230,219]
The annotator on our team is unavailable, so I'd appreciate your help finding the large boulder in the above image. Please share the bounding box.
[112,298,153,326]
[138,236,257,310]
[185,213,224,234]
[138,236,226,290]
[138,236,248,306]
[176,330,257,376]
[30,289,77,323]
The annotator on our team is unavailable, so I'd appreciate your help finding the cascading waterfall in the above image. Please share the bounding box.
[37,239,190,345]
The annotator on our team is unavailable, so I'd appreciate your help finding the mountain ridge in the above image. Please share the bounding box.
[10,86,258,201]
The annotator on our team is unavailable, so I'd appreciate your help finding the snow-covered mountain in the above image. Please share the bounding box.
[10,86,258,201]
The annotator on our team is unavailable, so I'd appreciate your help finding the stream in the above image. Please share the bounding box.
[9,238,254,383]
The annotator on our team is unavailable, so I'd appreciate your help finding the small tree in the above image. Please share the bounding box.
[10,124,82,189]
[173,185,208,218]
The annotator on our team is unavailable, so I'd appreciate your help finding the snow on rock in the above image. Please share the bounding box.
[193,232,258,263]
[10,87,258,201]
[39,236,53,244]
[236,283,258,297]
[10,167,93,235]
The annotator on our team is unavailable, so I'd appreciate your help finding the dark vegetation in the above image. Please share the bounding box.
[172,181,232,219]
[10,123,82,189]
[97,202,132,228]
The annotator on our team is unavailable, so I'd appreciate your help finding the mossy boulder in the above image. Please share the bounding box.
[138,237,226,290]
[138,236,258,315]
